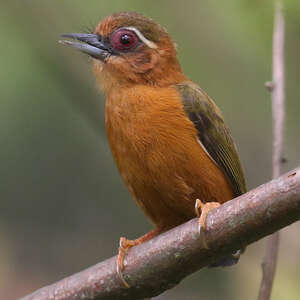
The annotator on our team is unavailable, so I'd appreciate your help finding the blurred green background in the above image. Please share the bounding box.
[1,1,299,299]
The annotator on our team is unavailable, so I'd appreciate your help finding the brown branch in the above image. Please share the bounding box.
[259,1,286,300]
[20,168,300,300]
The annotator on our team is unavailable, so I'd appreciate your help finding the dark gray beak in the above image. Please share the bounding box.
[59,33,111,62]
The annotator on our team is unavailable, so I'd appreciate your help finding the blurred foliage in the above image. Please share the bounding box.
[0,1,299,299]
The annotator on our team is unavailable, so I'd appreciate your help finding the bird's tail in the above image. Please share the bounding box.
[208,248,245,268]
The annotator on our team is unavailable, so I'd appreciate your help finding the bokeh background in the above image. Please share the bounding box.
[1,1,300,299]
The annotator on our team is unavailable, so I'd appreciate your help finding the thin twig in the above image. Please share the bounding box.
[272,1,285,180]
[258,1,285,300]
[20,168,300,300]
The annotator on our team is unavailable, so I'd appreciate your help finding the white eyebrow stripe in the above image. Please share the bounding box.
[123,26,158,49]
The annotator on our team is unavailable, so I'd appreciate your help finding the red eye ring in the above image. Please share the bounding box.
[110,29,139,51]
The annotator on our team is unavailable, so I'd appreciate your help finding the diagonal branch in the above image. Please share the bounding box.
[20,167,300,300]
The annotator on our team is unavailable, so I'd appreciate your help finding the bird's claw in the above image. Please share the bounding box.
[115,229,160,289]
[195,199,220,249]
[117,237,131,288]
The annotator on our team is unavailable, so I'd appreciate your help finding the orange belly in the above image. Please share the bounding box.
[105,85,234,230]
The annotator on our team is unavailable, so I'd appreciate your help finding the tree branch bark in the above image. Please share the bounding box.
[20,167,300,300]
[259,1,286,300]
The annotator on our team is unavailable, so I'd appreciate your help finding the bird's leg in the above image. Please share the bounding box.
[195,199,220,249]
[117,228,161,288]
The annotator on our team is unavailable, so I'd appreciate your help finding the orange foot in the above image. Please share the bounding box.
[195,199,220,249]
[117,228,161,288]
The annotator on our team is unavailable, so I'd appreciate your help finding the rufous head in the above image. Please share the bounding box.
[60,12,185,90]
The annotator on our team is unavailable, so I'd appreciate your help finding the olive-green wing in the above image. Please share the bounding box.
[176,82,247,196]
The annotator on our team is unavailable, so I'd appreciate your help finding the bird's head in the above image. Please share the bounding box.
[60,12,185,91]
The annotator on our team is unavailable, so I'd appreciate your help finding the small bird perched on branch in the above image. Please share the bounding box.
[60,11,247,288]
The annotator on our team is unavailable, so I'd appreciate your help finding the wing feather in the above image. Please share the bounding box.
[176,82,247,196]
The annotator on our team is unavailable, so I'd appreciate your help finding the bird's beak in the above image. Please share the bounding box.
[59,33,111,62]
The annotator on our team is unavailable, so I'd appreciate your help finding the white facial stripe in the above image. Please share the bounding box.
[123,26,158,49]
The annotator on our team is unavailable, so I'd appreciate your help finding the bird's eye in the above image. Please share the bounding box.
[110,29,139,51]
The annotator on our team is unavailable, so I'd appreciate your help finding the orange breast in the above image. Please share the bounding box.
[105,84,234,230]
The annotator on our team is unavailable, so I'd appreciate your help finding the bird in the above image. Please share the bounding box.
[60,11,247,288]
